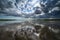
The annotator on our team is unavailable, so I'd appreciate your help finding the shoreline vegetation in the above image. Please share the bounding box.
[0,18,60,21]
[0,19,16,21]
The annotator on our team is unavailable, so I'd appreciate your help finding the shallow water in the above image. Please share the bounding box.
[0,19,60,40]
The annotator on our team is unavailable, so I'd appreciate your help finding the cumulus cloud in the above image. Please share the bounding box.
[0,0,41,18]
[36,0,60,18]
[0,0,16,9]
[0,0,60,18]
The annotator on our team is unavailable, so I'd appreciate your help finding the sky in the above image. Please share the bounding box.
[0,0,60,18]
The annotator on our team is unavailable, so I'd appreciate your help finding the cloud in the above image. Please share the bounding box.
[16,0,40,13]
[0,0,60,18]
[0,0,16,9]
[36,0,60,18]
[0,0,40,18]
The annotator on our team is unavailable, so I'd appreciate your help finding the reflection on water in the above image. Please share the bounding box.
[0,21,23,26]
[0,19,60,40]
[0,18,33,26]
